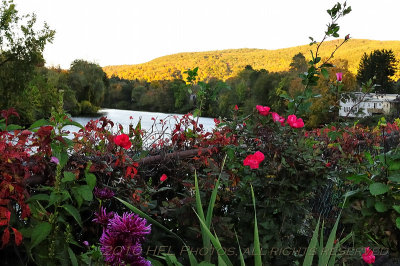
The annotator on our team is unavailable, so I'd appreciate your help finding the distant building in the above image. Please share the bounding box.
[339,92,400,117]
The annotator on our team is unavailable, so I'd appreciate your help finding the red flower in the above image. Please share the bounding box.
[160,174,167,182]
[287,115,304,128]
[362,247,375,264]
[243,151,265,169]
[256,105,270,116]
[325,162,332,168]
[114,134,132,149]
[234,105,239,111]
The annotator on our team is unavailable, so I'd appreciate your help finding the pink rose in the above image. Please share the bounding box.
[362,247,375,264]
[287,115,304,129]
[271,112,285,126]
[256,105,270,116]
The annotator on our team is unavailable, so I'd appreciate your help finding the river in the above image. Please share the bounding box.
[65,108,216,136]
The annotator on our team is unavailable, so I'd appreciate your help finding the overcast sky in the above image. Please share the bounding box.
[12,0,400,69]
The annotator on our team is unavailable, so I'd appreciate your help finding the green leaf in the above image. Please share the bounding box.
[364,152,374,165]
[85,172,96,190]
[374,201,387,212]
[71,187,83,208]
[77,185,93,201]
[62,204,82,227]
[193,211,233,266]
[303,217,320,266]
[193,108,200,118]
[62,171,75,183]
[396,217,400,230]
[369,183,389,196]
[68,247,79,266]
[388,160,400,171]
[59,151,69,168]
[393,205,400,214]
[29,119,49,129]
[26,194,49,202]
[6,124,23,131]
[388,174,400,183]
[194,171,210,262]
[346,174,370,184]
[62,120,84,129]
[48,191,63,207]
[250,185,262,266]
[321,68,329,79]
[31,222,52,249]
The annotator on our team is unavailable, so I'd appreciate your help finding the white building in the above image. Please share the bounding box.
[339,92,400,117]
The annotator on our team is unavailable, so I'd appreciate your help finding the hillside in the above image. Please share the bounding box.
[103,39,400,82]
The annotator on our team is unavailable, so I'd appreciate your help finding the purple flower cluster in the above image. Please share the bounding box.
[94,208,151,265]
[94,187,115,200]
[93,207,115,226]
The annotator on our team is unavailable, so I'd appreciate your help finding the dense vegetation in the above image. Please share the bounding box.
[103,39,400,82]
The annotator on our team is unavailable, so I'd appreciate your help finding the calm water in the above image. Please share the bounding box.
[65,108,216,135]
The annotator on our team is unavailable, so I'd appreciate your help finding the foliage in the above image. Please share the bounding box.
[68,59,109,113]
[302,200,352,266]
[103,39,400,83]
[0,0,55,124]
[342,130,400,255]
[356,49,398,93]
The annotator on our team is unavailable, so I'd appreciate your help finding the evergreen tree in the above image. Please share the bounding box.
[356,49,397,93]
[289,53,308,73]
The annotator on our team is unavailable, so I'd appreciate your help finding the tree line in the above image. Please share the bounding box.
[1,0,399,127]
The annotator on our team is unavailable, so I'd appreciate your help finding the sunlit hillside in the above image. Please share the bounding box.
[103,39,400,82]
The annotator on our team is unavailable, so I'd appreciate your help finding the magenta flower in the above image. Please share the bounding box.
[336,72,343,82]
[287,115,304,128]
[94,187,115,200]
[271,112,285,126]
[243,151,265,169]
[99,212,151,265]
[50,156,59,165]
[93,207,114,226]
[362,247,375,264]
[256,105,270,116]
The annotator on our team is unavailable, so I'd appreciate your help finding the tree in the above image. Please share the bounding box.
[68,60,108,110]
[0,0,55,122]
[289,53,308,73]
[356,49,397,93]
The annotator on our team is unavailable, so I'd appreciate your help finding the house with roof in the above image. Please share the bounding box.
[339,92,400,117]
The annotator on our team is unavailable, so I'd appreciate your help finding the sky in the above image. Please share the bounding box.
[12,0,400,69]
